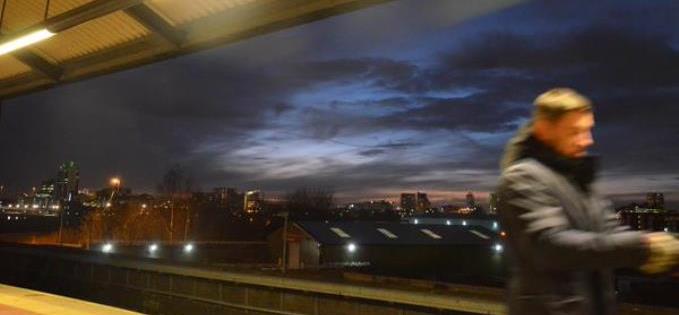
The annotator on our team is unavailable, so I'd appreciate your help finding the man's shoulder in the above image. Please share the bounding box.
[501,158,551,180]
[498,158,561,194]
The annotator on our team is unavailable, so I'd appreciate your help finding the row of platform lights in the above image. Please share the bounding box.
[101,242,195,255]
[412,219,499,230]
[3,204,60,210]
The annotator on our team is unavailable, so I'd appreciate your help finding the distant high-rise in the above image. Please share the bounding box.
[466,191,477,209]
[646,192,665,210]
[415,192,430,213]
[55,161,79,202]
[244,190,262,213]
[401,192,429,214]
[34,179,55,208]
[488,193,498,214]
[229,188,244,211]
[400,193,416,213]
[213,187,244,211]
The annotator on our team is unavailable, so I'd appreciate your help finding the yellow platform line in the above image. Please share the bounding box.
[0,284,142,315]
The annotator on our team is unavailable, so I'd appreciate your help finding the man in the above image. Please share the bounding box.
[497,88,679,315]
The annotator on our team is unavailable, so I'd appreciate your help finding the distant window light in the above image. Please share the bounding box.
[420,229,442,239]
[470,229,490,239]
[330,227,351,238]
[377,228,398,239]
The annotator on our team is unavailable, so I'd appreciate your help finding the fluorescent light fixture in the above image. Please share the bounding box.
[0,29,55,56]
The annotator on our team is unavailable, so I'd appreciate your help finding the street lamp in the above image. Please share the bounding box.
[110,177,121,187]
[108,177,121,207]
[102,242,114,253]
[183,243,194,253]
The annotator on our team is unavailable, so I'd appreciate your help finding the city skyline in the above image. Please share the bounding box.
[1,0,679,206]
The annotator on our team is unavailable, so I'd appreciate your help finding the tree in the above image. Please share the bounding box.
[285,187,334,219]
[157,164,194,242]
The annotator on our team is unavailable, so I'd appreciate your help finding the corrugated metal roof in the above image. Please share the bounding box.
[0,54,32,80]
[146,0,257,27]
[0,0,46,33]
[47,0,96,18]
[295,221,499,246]
[33,10,151,63]
[0,0,524,99]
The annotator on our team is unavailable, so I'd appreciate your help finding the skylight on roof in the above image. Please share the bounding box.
[420,229,442,239]
[470,229,490,239]
[377,228,398,239]
[330,227,351,238]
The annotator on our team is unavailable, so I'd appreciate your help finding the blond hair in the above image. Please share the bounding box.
[533,88,592,121]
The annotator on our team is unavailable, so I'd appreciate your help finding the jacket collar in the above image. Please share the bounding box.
[502,122,598,193]
[522,136,598,193]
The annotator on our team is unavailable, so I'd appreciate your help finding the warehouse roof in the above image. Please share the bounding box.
[294,221,499,246]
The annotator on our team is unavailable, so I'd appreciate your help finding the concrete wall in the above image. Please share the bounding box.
[320,244,507,283]
[0,244,496,315]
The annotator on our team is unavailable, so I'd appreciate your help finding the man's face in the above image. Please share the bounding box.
[541,110,595,159]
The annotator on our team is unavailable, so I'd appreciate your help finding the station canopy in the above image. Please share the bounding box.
[0,0,522,100]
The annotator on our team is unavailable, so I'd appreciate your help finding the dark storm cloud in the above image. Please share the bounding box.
[329,97,412,109]
[357,149,385,157]
[279,4,679,197]
[356,140,424,157]
[293,58,418,88]
[377,94,530,133]
[420,24,679,176]
[2,0,679,202]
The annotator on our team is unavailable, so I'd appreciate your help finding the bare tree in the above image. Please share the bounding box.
[157,164,194,242]
[285,187,334,219]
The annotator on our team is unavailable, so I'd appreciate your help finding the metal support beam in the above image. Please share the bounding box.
[0,23,62,82]
[47,0,144,32]
[125,4,186,47]
[13,50,63,81]
[0,0,143,44]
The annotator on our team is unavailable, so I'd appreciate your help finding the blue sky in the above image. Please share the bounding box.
[2,0,679,206]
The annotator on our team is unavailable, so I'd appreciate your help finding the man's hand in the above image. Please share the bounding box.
[640,232,679,274]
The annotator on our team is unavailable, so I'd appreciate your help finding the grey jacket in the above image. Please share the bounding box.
[497,124,649,315]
